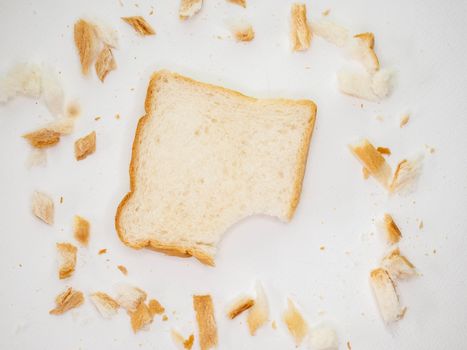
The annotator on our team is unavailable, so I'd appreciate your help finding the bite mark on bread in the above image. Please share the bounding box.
[193,295,218,350]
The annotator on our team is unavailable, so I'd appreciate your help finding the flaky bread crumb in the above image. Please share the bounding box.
[338,68,392,101]
[91,20,119,48]
[389,156,424,194]
[247,282,269,335]
[122,16,155,35]
[379,214,402,244]
[23,129,60,149]
[226,295,254,319]
[32,191,54,225]
[283,298,308,346]
[354,32,374,48]
[98,248,107,255]
[74,131,96,161]
[310,18,349,47]
[95,46,116,82]
[309,326,338,350]
[370,268,405,323]
[73,215,90,246]
[400,114,410,128]
[381,248,416,280]
[377,147,391,156]
[115,284,147,312]
[234,25,255,42]
[179,0,203,20]
[193,295,218,350]
[290,3,311,51]
[90,292,119,318]
[349,139,392,189]
[74,19,99,75]
[130,302,154,332]
[56,243,77,279]
[228,0,246,7]
[148,299,165,315]
[49,287,84,315]
[172,330,195,350]
[117,265,128,275]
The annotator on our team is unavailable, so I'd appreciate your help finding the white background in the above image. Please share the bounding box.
[0,0,466,349]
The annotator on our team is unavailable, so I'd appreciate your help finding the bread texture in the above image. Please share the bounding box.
[378,214,402,244]
[115,70,316,265]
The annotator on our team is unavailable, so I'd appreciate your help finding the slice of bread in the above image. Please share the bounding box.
[115,70,316,265]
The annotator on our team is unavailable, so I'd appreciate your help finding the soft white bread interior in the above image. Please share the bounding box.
[116,70,316,265]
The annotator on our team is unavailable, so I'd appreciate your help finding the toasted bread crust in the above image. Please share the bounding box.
[115,70,316,265]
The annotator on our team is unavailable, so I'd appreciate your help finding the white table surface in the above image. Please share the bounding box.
[0,0,466,349]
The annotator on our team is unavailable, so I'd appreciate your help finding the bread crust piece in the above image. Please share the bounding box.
[115,70,316,266]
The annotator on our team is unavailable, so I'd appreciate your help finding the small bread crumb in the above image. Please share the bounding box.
[376,147,391,156]
[418,220,424,229]
[115,284,147,312]
[247,282,269,335]
[122,16,155,35]
[179,0,203,20]
[148,299,165,315]
[74,131,96,161]
[381,214,402,244]
[130,302,154,333]
[95,46,117,82]
[90,292,119,318]
[400,114,410,128]
[381,248,416,280]
[74,19,99,75]
[56,242,77,279]
[117,265,128,275]
[115,114,120,120]
[172,330,195,349]
[389,156,424,194]
[283,298,308,346]
[322,9,330,16]
[23,129,61,149]
[272,320,277,329]
[73,215,90,246]
[227,0,246,7]
[290,3,311,51]
[49,287,84,315]
[193,295,218,350]
[320,245,325,251]
[226,295,254,319]
[162,314,168,321]
[98,248,107,255]
[32,191,54,225]
[234,25,255,42]
[370,268,405,323]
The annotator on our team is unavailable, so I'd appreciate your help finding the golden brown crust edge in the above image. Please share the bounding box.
[115,70,316,265]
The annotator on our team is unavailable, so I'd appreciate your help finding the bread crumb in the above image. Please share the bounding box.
[115,114,120,120]
[234,25,255,42]
[74,131,96,161]
[74,19,99,75]
[362,167,370,179]
[130,302,154,333]
[122,16,155,36]
[319,245,325,251]
[226,295,254,319]
[59,196,63,204]
[98,248,107,255]
[73,215,90,246]
[94,116,101,121]
[179,0,203,20]
[115,284,147,312]
[90,292,119,318]
[381,248,416,280]
[380,214,402,244]
[309,326,338,350]
[227,0,246,7]
[117,265,128,275]
[193,295,218,350]
[49,287,84,315]
[400,114,410,127]
[247,282,269,335]
[322,9,330,16]
[347,34,379,72]
[349,139,392,189]
[390,156,423,194]
[272,320,277,329]
[95,46,116,82]
[310,18,349,47]
[290,3,311,51]
[418,220,424,230]
[148,299,165,315]
[171,330,194,349]
[376,147,391,156]
[370,268,405,323]
[91,20,119,48]
[32,191,54,225]
[23,129,61,149]
[338,68,392,101]
[425,145,436,154]
[283,298,308,346]
[56,242,77,279]
[162,314,168,321]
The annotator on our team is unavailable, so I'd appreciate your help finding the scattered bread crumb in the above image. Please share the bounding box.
[98,248,107,255]
[389,156,424,194]
[370,268,405,323]
[59,196,63,204]
[115,114,120,120]
[172,330,195,350]
[117,265,128,275]
[23,129,61,149]
[27,148,47,168]
[322,9,330,16]
[425,145,436,154]
[56,242,77,279]
[73,215,90,246]
[309,326,338,350]
[74,19,99,75]
[122,16,155,36]
[247,282,269,335]
[400,114,410,128]
[74,131,96,160]
[310,18,349,47]
[377,147,391,156]
[233,25,255,42]
[162,314,168,321]
[90,292,119,318]
[418,220,424,230]
[290,3,311,51]
[32,191,54,225]
[362,167,370,179]
[349,139,392,189]
[272,320,277,329]
[49,287,84,315]
[179,0,203,20]
[130,302,154,333]
[94,116,101,121]
[115,284,147,312]
[381,248,416,280]
[283,298,308,346]
[379,214,402,244]
[148,299,165,315]
[193,295,218,350]
[228,0,246,7]
[320,245,325,251]
[354,32,374,48]
[95,46,116,82]
[226,295,254,319]
[338,68,392,101]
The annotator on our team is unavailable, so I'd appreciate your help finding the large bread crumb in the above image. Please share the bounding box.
[115,284,147,312]
[227,295,254,319]
[370,268,405,323]
[193,295,218,350]
[95,46,116,82]
[247,282,269,335]
[233,25,255,42]
[90,292,119,318]
[74,131,96,160]
[290,3,311,51]
[172,330,195,349]
[389,155,424,194]
[122,16,155,35]
[179,0,203,20]
[32,191,54,225]
[74,19,99,75]
[283,298,308,346]
[338,68,392,101]
[23,129,61,149]
[309,326,338,350]
[148,299,165,315]
[381,248,416,280]
[56,242,77,279]
[73,215,90,246]
[49,287,84,315]
[129,302,154,332]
